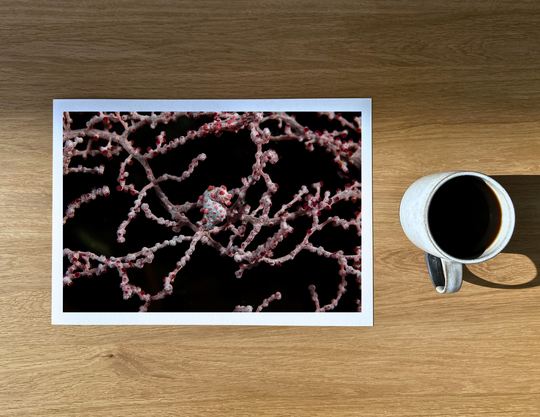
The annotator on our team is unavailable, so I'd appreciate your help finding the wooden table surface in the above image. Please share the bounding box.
[1,1,539,416]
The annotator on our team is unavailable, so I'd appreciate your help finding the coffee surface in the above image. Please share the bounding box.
[428,176,501,259]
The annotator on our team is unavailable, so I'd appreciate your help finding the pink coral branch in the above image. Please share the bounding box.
[63,111,362,312]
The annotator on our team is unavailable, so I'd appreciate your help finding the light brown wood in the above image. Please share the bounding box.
[1,1,539,415]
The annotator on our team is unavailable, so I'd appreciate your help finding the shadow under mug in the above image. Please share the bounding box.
[399,171,515,294]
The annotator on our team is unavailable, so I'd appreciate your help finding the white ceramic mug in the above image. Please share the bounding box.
[399,171,515,294]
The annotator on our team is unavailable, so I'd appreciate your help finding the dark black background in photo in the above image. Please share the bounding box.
[63,111,363,312]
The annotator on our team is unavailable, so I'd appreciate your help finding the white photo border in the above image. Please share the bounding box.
[52,99,373,326]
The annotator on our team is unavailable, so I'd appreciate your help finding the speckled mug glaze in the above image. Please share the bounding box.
[399,171,515,294]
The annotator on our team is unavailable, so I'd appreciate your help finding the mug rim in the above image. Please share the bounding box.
[424,171,515,264]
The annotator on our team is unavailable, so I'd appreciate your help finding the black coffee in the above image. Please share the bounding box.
[428,176,502,259]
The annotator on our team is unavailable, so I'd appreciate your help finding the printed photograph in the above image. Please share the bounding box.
[55,100,372,325]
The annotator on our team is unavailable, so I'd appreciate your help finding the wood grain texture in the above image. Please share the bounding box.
[1,1,539,415]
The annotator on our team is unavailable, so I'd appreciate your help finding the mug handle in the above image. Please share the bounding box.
[425,252,463,294]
